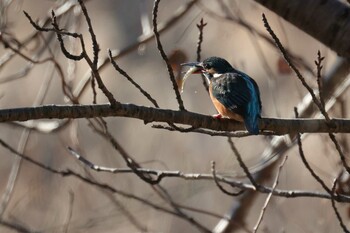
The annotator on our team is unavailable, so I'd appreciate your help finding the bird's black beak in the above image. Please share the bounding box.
[180,62,203,73]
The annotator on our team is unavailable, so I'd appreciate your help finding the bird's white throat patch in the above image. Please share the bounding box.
[213,73,223,78]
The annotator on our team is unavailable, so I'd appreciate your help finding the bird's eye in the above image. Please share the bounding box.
[204,64,211,69]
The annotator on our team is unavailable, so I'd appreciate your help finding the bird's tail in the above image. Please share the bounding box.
[244,99,260,134]
[240,73,261,135]
[244,114,260,135]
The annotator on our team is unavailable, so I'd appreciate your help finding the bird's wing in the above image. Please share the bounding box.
[211,72,251,115]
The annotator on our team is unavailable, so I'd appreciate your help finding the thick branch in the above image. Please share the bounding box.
[0,104,350,134]
[254,0,350,57]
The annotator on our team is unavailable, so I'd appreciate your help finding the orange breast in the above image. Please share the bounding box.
[209,83,244,122]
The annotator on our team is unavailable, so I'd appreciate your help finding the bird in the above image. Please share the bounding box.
[180,56,262,135]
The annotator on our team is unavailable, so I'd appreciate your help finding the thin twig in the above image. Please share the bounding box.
[88,120,161,185]
[227,137,259,189]
[77,0,100,69]
[314,51,350,175]
[263,13,350,174]
[72,0,198,100]
[64,142,350,201]
[152,0,185,111]
[68,2,118,107]
[328,132,350,175]
[196,18,209,92]
[72,0,101,104]
[253,155,288,233]
[108,49,159,108]
[24,10,83,59]
[83,116,210,232]
[331,179,350,233]
[211,161,245,196]
[196,18,206,63]
[0,137,348,202]
[198,4,315,75]
[262,13,330,122]
[315,50,325,109]
[0,137,216,228]
[24,9,119,107]
[294,107,332,194]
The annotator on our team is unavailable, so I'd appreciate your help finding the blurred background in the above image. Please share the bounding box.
[0,0,348,232]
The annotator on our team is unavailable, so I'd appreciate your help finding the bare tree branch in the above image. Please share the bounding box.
[196,18,209,92]
[72,0,198,100]
[227,137,259,189]
[64,145,350,203]
[211,161,245,196]
[331,179,350,233]
[253,155,288,233]
[152,0,185,111]
[1,103,350,134]
[108,49,159,108]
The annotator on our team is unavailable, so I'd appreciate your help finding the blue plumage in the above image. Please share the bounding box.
[239,71,261,134]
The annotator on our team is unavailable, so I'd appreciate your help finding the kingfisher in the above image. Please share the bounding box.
[180,56,262,135]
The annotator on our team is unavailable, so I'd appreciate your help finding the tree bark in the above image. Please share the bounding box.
[1,103,350,134]
[254,0,350,58]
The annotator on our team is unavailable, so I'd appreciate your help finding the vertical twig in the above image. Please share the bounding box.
[262,14,330,122]
[331,179,350,233]
[76,0,117,106]
[196,18,206,63]
[253,155,288,233]
[227,137,259,189]
[196,18,209,92]
[152,0,186,111]
[89,119,161,185]
[294,107,332,194]
[263,13,350,174]
[315,50,325,108]
[77,0,100,69]
[314,51,350,174]
[107,49,159,108]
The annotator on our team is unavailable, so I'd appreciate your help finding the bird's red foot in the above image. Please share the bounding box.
[212,113,222,119]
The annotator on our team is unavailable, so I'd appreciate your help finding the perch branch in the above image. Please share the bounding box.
[1,104,350,134]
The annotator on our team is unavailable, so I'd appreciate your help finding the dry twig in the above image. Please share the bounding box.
[294,107,332,194]
[211,161,245,196]
[152,0,185,111]
[108,49,159,108]
[196,18,209,92]
[263,13,350,174]
[253,155,288,232]
[331,179,350,233]
[227,137,259,189]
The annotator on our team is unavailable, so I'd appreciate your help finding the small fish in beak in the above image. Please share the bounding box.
[177,62,203,93]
